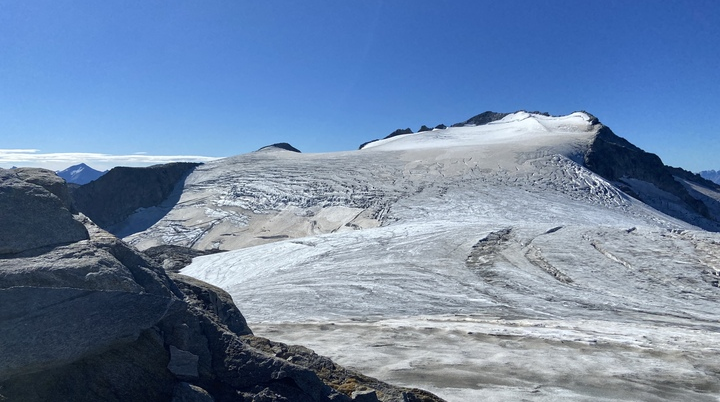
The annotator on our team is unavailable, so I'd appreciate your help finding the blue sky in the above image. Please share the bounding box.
[1,0,718,172]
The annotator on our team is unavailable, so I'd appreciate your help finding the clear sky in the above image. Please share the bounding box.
[1,0,718,172]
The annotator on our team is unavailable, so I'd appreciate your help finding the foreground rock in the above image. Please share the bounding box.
[0,170,443,402]
[0,168,88,255]
[144,244,225,273]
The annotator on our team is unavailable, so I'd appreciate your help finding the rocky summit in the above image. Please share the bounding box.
[0,168,443,402]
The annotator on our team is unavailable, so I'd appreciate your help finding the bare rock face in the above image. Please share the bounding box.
[585,126,720,231]
[144,245,223,272]
[0,168,88,255]
[450,110,509,127]
[70,162,200,233]
[0,216,182,383]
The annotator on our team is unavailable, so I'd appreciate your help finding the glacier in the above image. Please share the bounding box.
[126,112,719,401]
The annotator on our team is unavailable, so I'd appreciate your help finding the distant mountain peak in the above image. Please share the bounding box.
[700,170,720,185]
[56,163,106,185]
[256,143,301,153]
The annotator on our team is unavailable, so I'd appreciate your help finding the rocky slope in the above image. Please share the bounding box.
[0,168,442,402]
[584,125,720,231]
[700,169,720,184]
[71,162,201,237]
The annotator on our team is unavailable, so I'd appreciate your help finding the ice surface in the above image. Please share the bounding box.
[143,112,719,401]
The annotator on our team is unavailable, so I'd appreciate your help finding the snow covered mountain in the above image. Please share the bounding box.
[56,163,106,185]
[117,111,719,401]
[124,111,720,251]
[700,169,720,184]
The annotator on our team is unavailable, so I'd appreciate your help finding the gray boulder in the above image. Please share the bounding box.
[0,168,88,255]
[0,216,181,381]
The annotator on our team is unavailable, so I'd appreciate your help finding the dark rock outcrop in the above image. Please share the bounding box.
[358,140,376,150]
[243,337,444,402]
[584,126,720,231]
[451,111,509,127]
[257,143,302,153]
[387,128,413,138]
[418,125,432,132]
[144,244,224,273]
[0,168,88,255]
[71,162,200,234]
[0,175,443,402]
[359,128,414,150]
[667,166,720,190]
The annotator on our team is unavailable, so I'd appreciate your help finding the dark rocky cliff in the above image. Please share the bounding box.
[584,125,720,231]
[71,162,200,235]
[0,169,443,402]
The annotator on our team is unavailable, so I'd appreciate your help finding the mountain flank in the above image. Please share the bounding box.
[71,162,200,236]
[584,125,720,231]
[360,110,720,232]
[700,170,720,184]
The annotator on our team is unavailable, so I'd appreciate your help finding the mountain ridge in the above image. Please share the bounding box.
[700,169,720,184]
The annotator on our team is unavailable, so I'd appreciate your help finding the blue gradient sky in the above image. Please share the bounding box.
[1,0,718,172]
